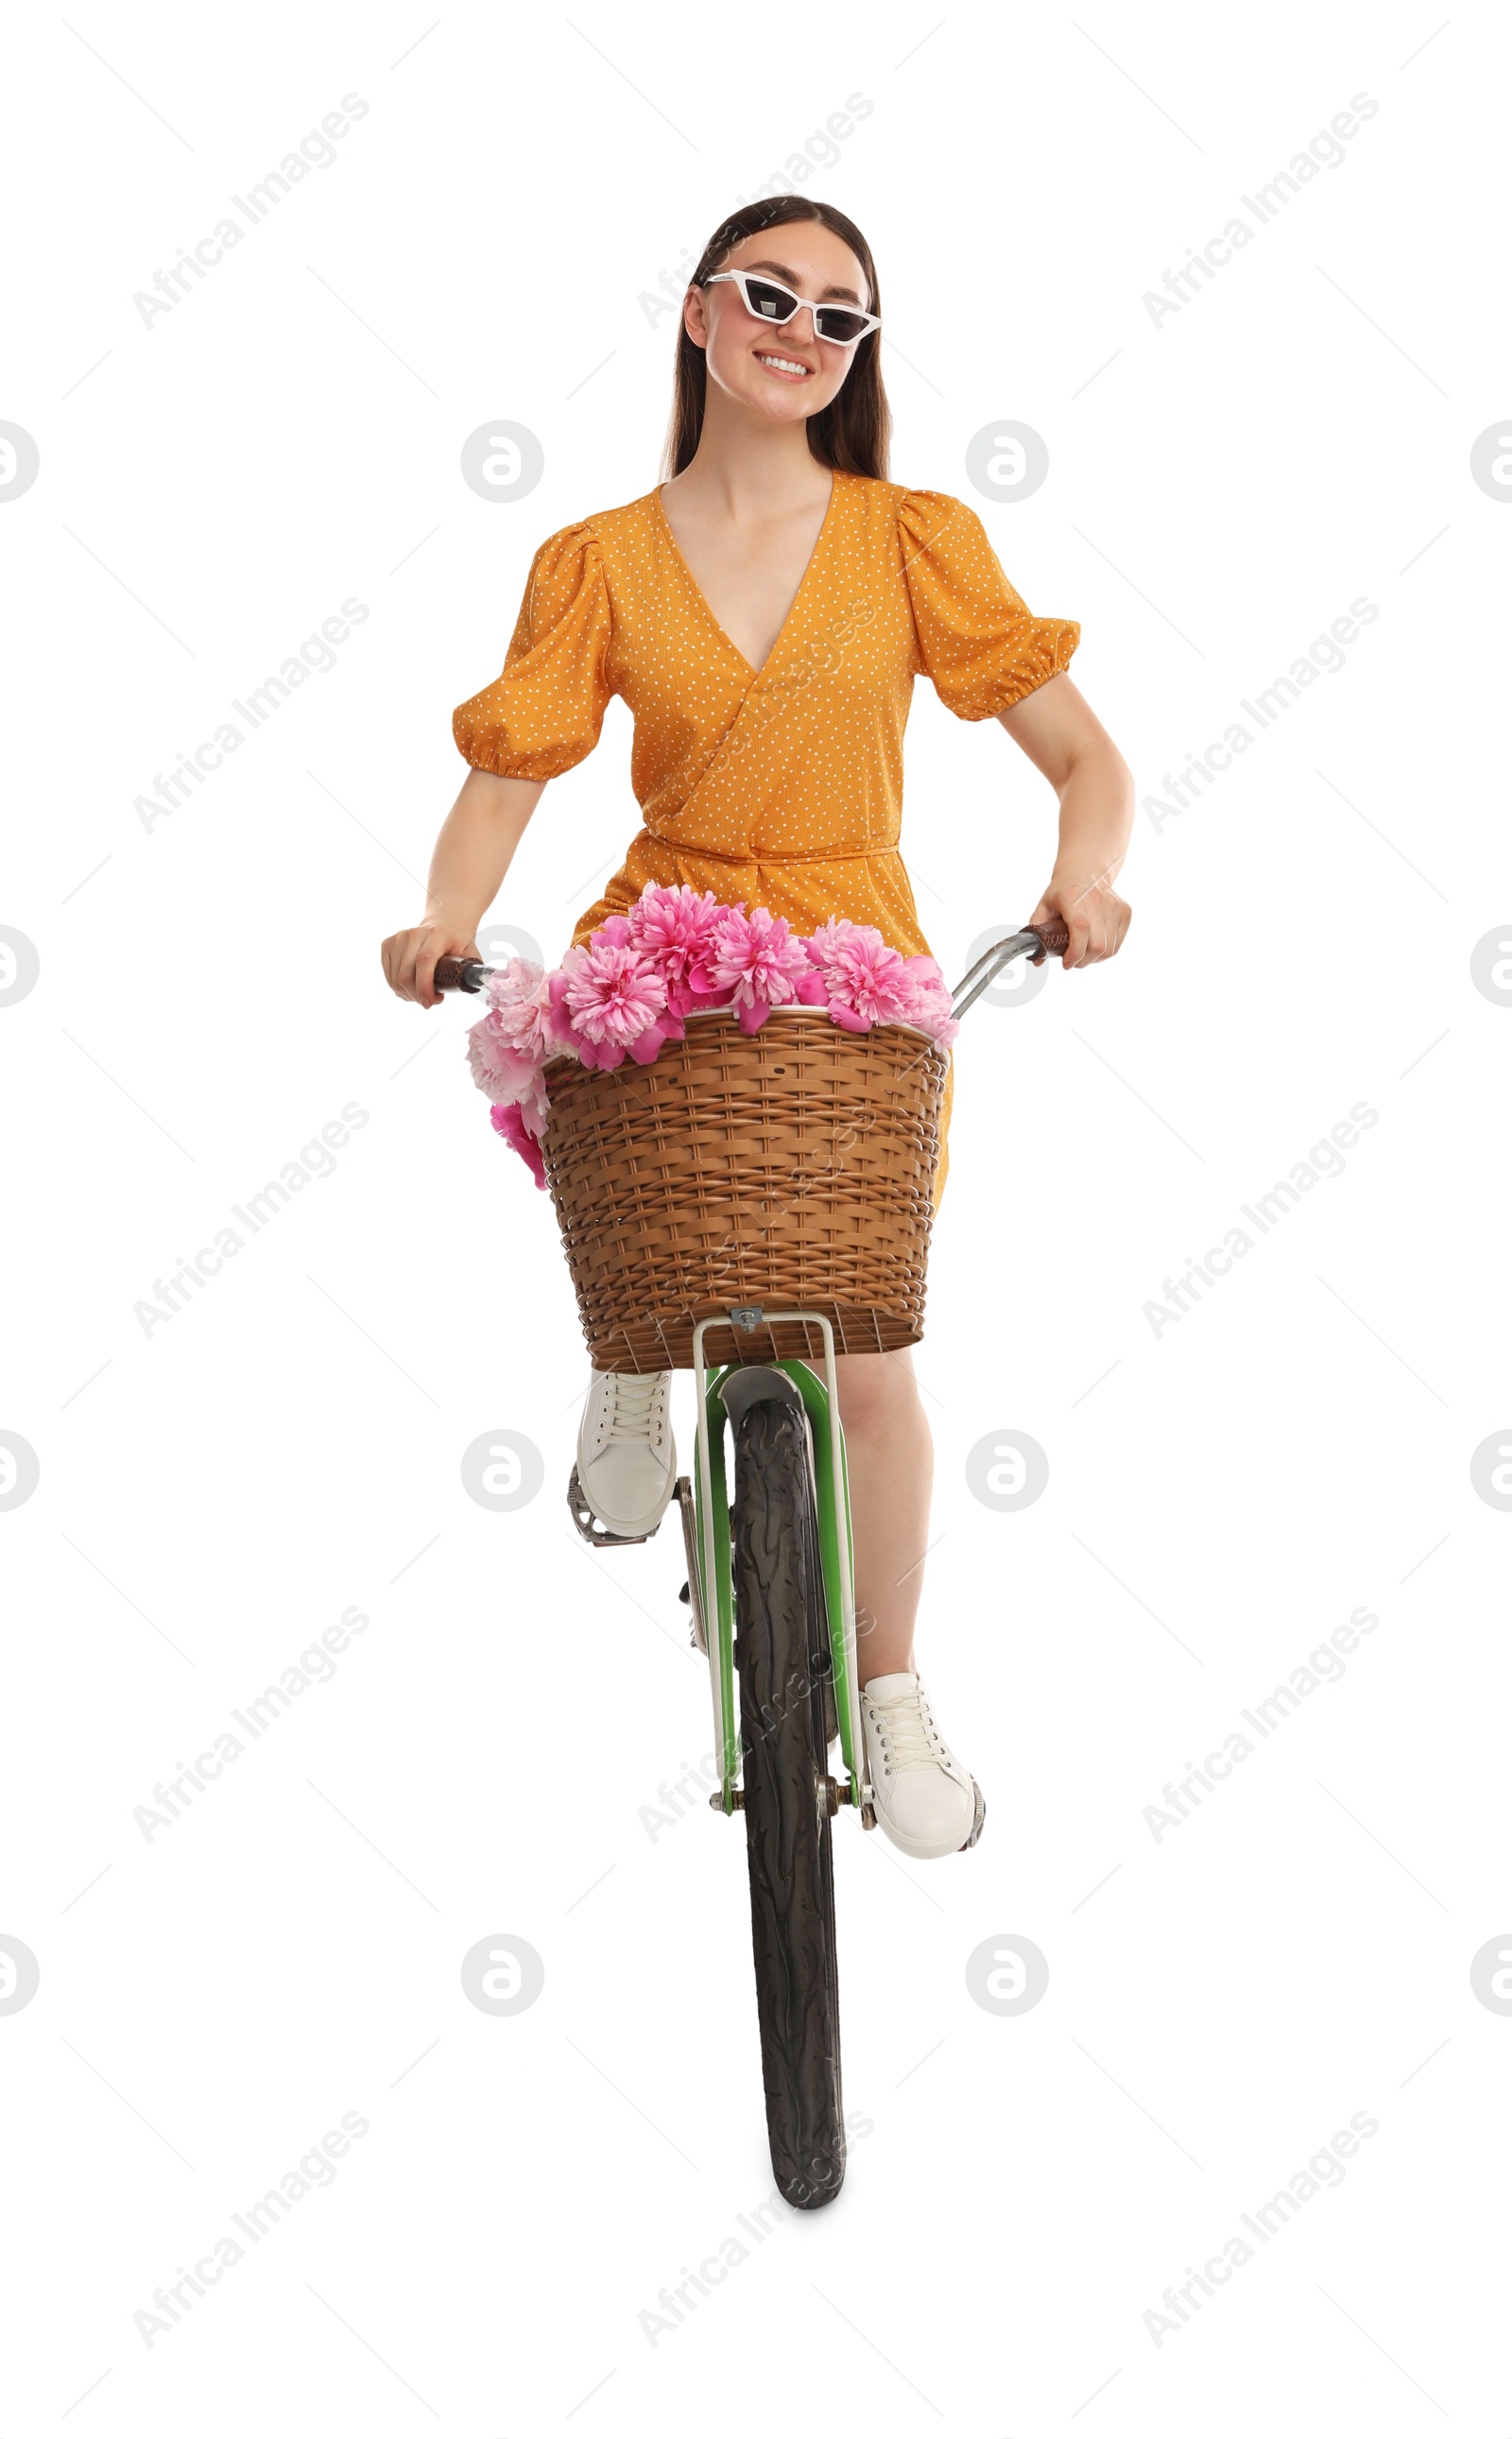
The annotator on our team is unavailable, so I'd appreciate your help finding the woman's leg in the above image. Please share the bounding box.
[833,1347,933,1681]
[826,1345,981,1858]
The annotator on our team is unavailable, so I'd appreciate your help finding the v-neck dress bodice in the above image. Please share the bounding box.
[453,470,1079,1202]
[648,474,838,679]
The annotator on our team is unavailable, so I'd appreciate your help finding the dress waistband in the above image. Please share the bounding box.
[644,837,899,867]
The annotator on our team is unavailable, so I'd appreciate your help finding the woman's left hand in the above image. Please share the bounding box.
[1028,868,1132,969]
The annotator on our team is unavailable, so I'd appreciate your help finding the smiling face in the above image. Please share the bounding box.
[684,221,873,429]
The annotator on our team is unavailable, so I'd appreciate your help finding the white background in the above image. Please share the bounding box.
[3,0,1508,2429]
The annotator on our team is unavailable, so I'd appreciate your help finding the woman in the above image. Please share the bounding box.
[382,198,1133,1861]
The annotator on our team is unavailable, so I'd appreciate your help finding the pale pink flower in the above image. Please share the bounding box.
[483,955,558,1063]
[467,1012,543,1105]
[702,906,811,1034]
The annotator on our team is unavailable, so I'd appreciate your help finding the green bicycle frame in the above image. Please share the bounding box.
[690,1314,864,1817]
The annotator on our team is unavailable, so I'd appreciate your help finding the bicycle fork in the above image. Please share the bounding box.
[681,1309,875,1827]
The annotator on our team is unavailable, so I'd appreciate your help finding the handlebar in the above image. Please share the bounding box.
[947,919,1069,1014]
[432,919,1071,1013]
[433,955,493,994]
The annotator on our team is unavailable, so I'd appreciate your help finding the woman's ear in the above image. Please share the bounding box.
[682,283,710,352]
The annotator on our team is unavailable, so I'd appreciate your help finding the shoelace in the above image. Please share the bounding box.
[605,1371,662,1442]
[867,1689,941,1774]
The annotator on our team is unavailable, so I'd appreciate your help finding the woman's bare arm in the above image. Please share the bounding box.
[381,768,546,1006]
[997,673,1135,967]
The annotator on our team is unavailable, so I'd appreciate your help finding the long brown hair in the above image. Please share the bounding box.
[663,198,890,481]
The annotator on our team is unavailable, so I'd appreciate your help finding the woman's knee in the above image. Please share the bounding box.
[835,1349,921,1436]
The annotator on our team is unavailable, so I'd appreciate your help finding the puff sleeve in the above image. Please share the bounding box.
[898,490,1079,720]
[453,521,613,779]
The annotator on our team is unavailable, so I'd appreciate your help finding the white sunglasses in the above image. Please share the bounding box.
[703,267,880,347]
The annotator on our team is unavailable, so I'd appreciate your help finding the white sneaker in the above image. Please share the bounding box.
[575,1368,676,1537]
[860,1672,984,1859]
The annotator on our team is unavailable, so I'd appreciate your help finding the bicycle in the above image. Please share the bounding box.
[436,918,1067,2208]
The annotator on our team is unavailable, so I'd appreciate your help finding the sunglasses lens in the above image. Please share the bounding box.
[742,276,798,322]
[815,306,870,344]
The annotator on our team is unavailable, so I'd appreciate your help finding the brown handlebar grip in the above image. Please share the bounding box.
[433,955,475,993]
[1030,918,1071,957]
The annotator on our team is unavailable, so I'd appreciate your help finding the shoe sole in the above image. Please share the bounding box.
[591,1493,676,1537]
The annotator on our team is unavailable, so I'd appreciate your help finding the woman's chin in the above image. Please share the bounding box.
[732,373,831,424]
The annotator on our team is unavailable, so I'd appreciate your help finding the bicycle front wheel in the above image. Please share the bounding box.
[730,1390,845,2210]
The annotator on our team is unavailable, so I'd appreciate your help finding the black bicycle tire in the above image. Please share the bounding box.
[730,1395,845,2210]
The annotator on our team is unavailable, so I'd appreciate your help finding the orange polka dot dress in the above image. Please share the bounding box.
[453,471,1079,1203]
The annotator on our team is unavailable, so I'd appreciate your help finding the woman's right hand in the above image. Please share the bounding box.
[381,919,480,1009]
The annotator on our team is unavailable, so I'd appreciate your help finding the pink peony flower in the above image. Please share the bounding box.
[803,916,877,986]
[627,883,731,1020]
[626,1012,685,1063]
[629,882,721,969]
[490,1100,548,1188]
[678,976,738,1016]
[898,953,960,1045]
[821,928,918,1034]
[555,940,668,1066]
[545,963,609,1067]
[701,905,812,1034]
[483,955,558,1063]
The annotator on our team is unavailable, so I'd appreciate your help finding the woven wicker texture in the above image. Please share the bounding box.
[540,1009,948,1371]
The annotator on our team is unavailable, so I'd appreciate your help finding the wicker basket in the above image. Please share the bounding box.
[540,1007,949,1371]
